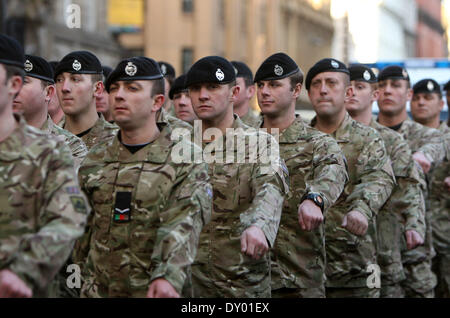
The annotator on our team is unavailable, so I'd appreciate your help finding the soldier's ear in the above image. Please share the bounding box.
[230,85,240,102]
[151,94,164,112]
[45,84,55,103]
[94,81,104,98]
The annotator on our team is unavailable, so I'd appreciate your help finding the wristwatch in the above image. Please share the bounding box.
[301,192,324,213]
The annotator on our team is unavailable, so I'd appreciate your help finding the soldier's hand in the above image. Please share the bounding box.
[298,200,323,231]
[0,270,32,298]
[412,152,431,174]
[405,230,424,250]
[241,226,269,260]
[444,176,450,193]
[147,278,180,298]
[342,211,368,236]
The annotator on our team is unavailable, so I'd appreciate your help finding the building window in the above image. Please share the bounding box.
[182,0,194,13]
[182,48,194,74]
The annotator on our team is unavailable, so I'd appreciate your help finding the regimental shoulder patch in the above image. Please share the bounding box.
[70,196,88,214]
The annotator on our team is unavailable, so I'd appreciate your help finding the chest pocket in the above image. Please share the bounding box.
[130,163,176,254]
[211,162,251,214]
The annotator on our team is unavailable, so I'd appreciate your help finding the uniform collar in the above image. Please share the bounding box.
[40,115,54,134]
[311,112,352,142]
[278,115,307,144]
[103,122,173,164]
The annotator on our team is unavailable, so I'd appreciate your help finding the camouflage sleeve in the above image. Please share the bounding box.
[240,134,288,247]
[418,128,445,164]
[347,135,395,220]
[69,138,88,172]
[306,135,348,214]
[389,140,426,237]
[150,161,212,294]
[8,141,90,292]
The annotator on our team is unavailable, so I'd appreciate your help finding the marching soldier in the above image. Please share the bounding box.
[231,61,260,127]
[254,53,348,298]
[346,64,426,297]
[306,58,395,298]
[54,51,118,150]
[73,56,212,298]
[169,74,198,125]
[0,34,89,298]
[410,78,450,297]
[186,56,288,298]
[377,66,444,298]
[13,54,88,170]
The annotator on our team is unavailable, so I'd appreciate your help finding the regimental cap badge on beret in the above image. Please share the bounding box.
[363,70,371,81]
[216,68,225,81]
[427,81,434,92]
[24,60,33,72]
[125,62,137,76]
[402,69,408,79]
[161,64,167,75]
[274,64,284,76]
[72,60,82,71]
[331,60,340,69]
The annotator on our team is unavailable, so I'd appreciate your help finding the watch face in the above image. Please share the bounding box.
[316,196,323,204]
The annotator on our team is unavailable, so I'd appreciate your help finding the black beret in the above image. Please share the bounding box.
[254,53,299,83]
[231,61,253,80]
[413,79,441,95]
[443,80,450,91]
[305,58,349,90]
[0,34,24,68]
[102,65,113,79]
[348,64,377,83]
[23,55,54,83]
[105,56,163,93]
[54,51,102,79]
[169,74,187,100]
[158,61,176,78]
[49,61,59,72]
[185,56,236,87]
[378,65,410,83]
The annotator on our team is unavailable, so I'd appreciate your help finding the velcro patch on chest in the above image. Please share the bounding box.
[113,192,132,223]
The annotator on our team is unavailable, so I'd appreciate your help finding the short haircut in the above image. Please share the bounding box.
[289,70,304,91]
[3,64,25,83]
[151,78,165,97]
[239,75,254,88]
[40,79,53,90]
[228,80,237,88]
[90,73,103,85]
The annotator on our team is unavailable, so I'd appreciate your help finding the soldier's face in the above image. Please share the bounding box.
[308,72,351,120]
[55,72,97,116]
[173,91,197,124]
[377,79,412,116]
[346,80,378,116]
[108,80,163,129]
[256,78,299,118]
[411,92,443,125]
[0,64,23,114]
[234,77,255,109]
[13,76,48,118]
[96,89,109,112]
[189,82,238,121]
